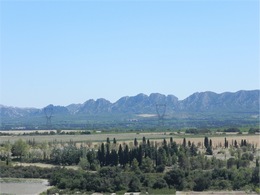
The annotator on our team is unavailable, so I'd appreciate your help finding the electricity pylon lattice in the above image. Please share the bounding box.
[156,104,166,126]
[44,105,53,129]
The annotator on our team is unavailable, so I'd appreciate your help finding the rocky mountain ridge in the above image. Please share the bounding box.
[1,90,259,120]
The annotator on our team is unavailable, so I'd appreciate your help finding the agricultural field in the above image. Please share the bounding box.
[0,130,259,148]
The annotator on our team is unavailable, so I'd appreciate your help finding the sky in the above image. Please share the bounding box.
[0,0,259,108]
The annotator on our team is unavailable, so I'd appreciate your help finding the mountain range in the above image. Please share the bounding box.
[1,90,259,120]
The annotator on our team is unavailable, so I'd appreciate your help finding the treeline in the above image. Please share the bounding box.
[0,130,91,137]
[186,127,260,134]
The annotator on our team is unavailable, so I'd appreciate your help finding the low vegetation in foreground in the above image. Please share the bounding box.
[0,130,259,194]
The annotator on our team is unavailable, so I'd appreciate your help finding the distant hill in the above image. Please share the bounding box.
[1,90,259,129]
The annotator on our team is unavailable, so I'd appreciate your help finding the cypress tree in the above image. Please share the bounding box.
[118,144,124,165]
[234,140,238,148]
[105,143,110,165]
[182,138,186,148]
[113,138,116,144]
[123,145,129,165]
[170,137,173,144]
[142,136,146,145]
[204,136,209,148]
[138,145,143,165]
[134,138,138,147]
[224,138,228,148]
[147,139,150,147]
[99,143,105,166]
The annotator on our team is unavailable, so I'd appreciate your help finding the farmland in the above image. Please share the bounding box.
[0,130,259,149]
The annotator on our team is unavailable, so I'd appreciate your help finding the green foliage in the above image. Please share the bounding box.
[78,157,90,170]
[2,135,260,194]
[164,168,185,190]
[11,139,29,160]
[153,178,168,189]
[140,157,154,173]
[128,176,141,192]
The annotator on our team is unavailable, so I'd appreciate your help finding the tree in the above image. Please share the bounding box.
[98,143,106,166]
[110,149,118,166]
[142,136,146,145]
[224,138,228,148]
[78,157,90,170]
[251,167,260,185]
[206,146,213,155]
[84,150,93,165]
[131,158,140,173]
[178,152,190,171]
[140,157,154,173]
[170,137,173,144]
[234,140,238,148]
[137,145,143,165]
[118,144,124,165]
[157,147,167,166]
[193,171,211,191]
[106,137,110,144]
[190,143,198,156]
[182,138,186,148]
[123,145,129,165]
[113,138,116,144]
[11,139,29,161]
[128,176,141,192]
[134,138,138,147]
[153,178,168,189]
[164,168,185,190]
[204,136,209,148]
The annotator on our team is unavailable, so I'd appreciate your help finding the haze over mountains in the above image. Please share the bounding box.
[1,90,259,119]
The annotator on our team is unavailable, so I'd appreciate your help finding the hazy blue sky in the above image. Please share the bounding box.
[1,0,259,108]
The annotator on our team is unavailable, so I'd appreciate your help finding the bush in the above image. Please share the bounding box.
[153,178,168,189]
[155,165,165,173]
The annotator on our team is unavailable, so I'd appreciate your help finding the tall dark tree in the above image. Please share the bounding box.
[113,138,117,144]
[142,136,146,145]
[182,138,186,148]
[170,137,173,145]
[234,140,238,148]
[118,144,124,165]
[147,139,150,147]
[123,145,129,165]
[134,138,138,147]
[110,149,118,166]
[204,137,209,148]
[106,137,110,144]
[98,143,106,166]
[190,143,198,156]
[162,139,169,155]
[105,143,110,165]
[188,140,191,147]
[157,147,167,166]
[224,138,228,148]
[137,145,143,165]
[170,141,178,156]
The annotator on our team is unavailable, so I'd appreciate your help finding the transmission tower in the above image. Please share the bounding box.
[44,105,53,129]
[156,104,166,126]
